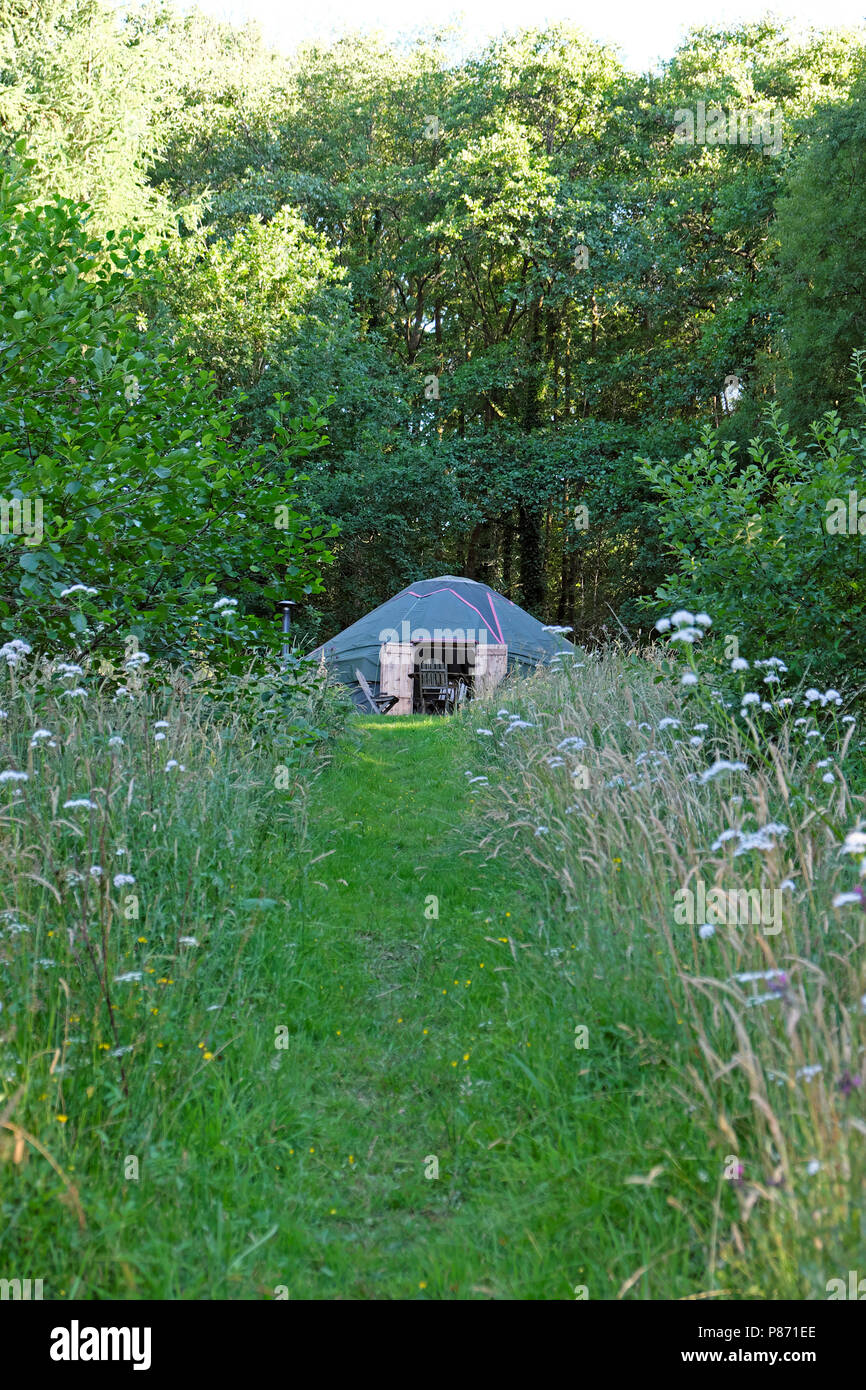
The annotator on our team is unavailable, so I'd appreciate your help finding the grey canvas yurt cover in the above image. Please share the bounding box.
[310,575,573,704]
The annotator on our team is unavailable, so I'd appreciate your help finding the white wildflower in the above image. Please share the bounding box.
[734,822,789,855]
[713,823,788,855]
[712,828,741,848]
[0,639,32,667]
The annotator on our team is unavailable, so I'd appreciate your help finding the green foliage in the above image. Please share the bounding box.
[0,0,182,238]
[6,1,866,652]
[159,207,344,397]
[773,75,866,426]
[142,15,866,633]
[640,357,866,684]
[0,161,334,670]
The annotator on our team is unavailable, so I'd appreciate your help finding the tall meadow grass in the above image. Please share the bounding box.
[0,638,346,1260]
[464,624,866,1296]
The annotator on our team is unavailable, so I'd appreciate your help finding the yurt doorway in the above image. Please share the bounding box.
[379,639,508,715]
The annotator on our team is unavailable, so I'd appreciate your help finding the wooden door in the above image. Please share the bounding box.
[473,644,508,699]
[379,642,414,715]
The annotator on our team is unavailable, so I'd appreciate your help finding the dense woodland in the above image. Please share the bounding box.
[3,3,866,674]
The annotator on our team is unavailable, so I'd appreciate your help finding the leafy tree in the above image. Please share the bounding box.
[773,74,866,427]
[158,206,343,397]
[0,160,334,669]
[0,0,184,238]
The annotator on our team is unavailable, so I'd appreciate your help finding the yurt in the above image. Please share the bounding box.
[310,576,573,714]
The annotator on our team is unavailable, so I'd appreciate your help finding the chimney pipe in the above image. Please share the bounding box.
[277,600,296,663]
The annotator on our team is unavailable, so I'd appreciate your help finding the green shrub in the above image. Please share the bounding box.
[0,155,335,673]
[640,357,866,687]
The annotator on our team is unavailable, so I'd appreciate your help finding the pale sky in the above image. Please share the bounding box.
[173,0,866,72]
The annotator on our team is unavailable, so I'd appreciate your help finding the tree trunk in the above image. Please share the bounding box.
[501,515,515,595]
[518,505,544,614]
